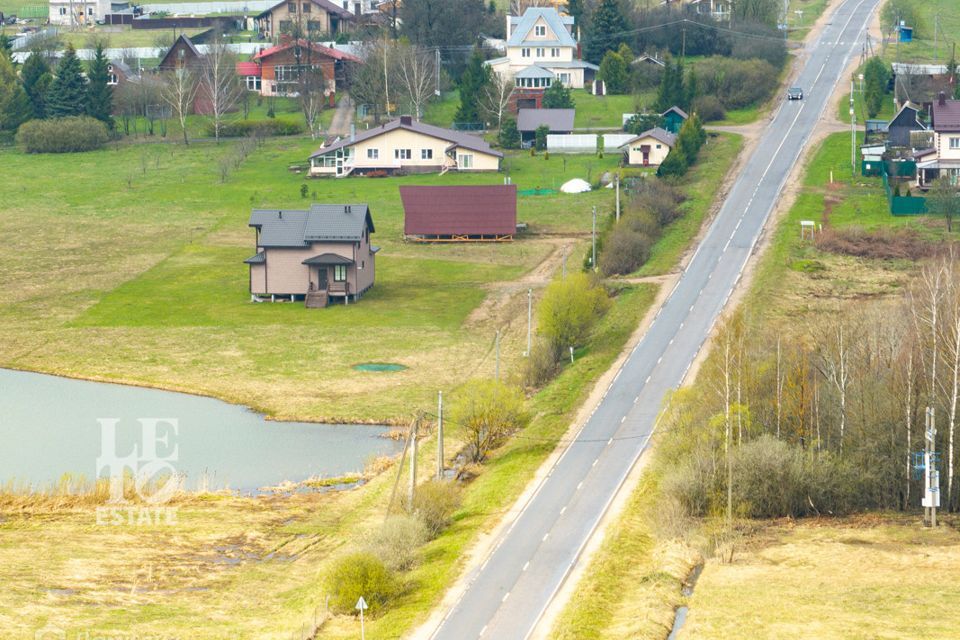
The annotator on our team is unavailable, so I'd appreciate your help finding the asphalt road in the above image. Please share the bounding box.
[428,1,881,638]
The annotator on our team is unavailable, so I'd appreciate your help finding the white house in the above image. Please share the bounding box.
[49,0,111,25]
[485,7,597,90]
[619,127,676,167]
[917,93,960,188]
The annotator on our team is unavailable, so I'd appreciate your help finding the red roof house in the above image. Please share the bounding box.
[238,40,361,97]
[400,185,518,241]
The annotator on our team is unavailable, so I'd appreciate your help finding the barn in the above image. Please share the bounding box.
[399,185,518,242]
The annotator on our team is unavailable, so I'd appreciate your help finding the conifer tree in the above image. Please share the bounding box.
[584,0,629,64]
[46,44,87,118]
[21,51,51,119]
[454,48,490,124]
[86,42,113,128]
[0,52,31,132]
[542,81,574,109]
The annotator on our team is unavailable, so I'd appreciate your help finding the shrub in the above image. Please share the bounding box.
[632,175,685,225]
[534,124,549,151]
[366,515,428,571]
[325,551,400,616]
[657,148,688,177]
[409,479,463,537]
[499,117,520,149]
[209,118,304,137]
[695,57,779,110]
[599,224,653,276]
[16,116,109,153]
[692,95,726,122]
[523,336,560,388]
[452,379,530,463]
[538,272,611,352]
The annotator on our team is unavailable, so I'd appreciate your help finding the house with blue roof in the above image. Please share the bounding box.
[486,7,598,91]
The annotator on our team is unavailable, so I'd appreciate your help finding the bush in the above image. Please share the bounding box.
[599,224,653,276]
[16,116,109,153]
[325,551,400,616]
[695,57,779,110]
[632,176,686,225]
[366,515,428,571]
[657,148,688,178]
[534,124,549,151]
[452,379,530,463]
[538,272,611,351]
[523,336,560,388]
[209,118,304,137]
[729,22,787,68]
[499,117,520,149]
[692,95,726,122]
[409,480,462,537]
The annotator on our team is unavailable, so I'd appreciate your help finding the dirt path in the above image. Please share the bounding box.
[326,94,354,136]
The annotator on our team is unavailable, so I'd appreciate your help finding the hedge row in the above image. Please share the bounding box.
[207,118,305,138]
[16,116,109,153]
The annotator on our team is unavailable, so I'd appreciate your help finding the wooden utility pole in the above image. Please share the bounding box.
[437,391,444,481]
[385,414,417,521]
[408,412,420,507]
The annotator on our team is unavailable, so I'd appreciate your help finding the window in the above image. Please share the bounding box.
[302,1,311,10]
[87,6,94,14]
[421,149,433,160]
[534,25,546,36]
[108,73,119,85]
[950,137,960,150]
[59,6,66,14]
[288,2,296,11]
[521,48,530,58]
[334,265,347,281]
[656,144,662,149]
[551,48,560,57]
[395,148,412,160]
[459,153,473,169]
[361,260,365,270]
[367,148,379,159]
[558,72,570,85]
[535,47,544,58]
[246,75,261,90]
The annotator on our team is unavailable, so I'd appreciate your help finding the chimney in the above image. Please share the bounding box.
[939,91,947,106]
[350,123,356,141]
[400,115,412,126]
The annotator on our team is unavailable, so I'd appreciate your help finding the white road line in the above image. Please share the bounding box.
[502,592,511,603]
[542,533,550,542]
[592,458,599,467]
[576,481,583,490]
[560,506,567,515]
[522,561,530,572]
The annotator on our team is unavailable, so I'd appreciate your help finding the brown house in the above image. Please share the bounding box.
[256,0,353,41]
[240,39,361,97]
[400,185,517,241]
[245,204,378,308]
[156,34,214,114]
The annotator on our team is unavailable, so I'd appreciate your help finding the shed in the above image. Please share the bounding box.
[887,102,925,147]
[660,106,688,134]
[400,185,517,241]
[517,108,575,143]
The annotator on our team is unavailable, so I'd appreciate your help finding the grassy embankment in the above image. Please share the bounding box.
[552,130,953,639]
[879,0,960,65]
[788,0,832,42]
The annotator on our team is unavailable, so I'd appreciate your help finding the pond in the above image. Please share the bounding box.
[0,368,402,494]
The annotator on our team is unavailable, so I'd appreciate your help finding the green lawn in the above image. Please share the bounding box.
[54,27,207,50]
[0,138,621,423]
[573,90,655,129]
[787,0,831,41]
[879,0,960,64]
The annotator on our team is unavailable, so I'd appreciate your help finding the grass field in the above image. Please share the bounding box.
[787,0,832,41]
[879,0,960,65]
[0,138,622,423]
[680,515,960,639]
[53,26,207,50]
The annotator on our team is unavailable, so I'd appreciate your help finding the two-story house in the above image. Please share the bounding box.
[256,0,354,41]
[49,0,110,26]
[916,93,960,188]
[245,203,378,307]
[237,39,361,97]
[308,116,502,177]
[485,7,597,91]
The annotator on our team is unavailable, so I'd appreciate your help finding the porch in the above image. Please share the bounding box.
[303,253,354,308]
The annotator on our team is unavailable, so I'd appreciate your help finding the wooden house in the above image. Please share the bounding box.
[238,39,361,97]
[255,0,353,41]
[245,204,378,308]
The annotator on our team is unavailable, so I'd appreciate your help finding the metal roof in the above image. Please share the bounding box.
[540,60,599,70]
[620,127,677,148]
[932,98,960,132]
[309,117,503,159]
[517,108,575,132]
[253,39,361,63]
[302,253,355,265]
[400,185,517,237]
[258,0,353,18]
[249,204,373,247]
[244,252,266,264]
[507,8,577,48]
[515,65,556,79]
[661,106,689,119]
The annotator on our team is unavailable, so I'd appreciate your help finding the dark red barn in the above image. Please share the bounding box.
[400,185,518,242]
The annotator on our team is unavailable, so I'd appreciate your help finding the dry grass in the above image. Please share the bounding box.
[679,515,960,639]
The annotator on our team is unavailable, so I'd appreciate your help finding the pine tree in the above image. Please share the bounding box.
[454,48,490,124]
[598,51,628,94]
[584,0,629,64]
[0,33,11,57]
[655,56,688,112]
[676,114,704,164]
[46,44,87,118]
[567,0,585,29]
[0,52,31,132]
[498,117,520,149]
[542,81,574,108]
[21,51,51,119]
[85,42,113,128]
[657,147,688,177]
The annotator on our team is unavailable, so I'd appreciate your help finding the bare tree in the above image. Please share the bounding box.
[349,42,389,124]
[201,36,242,143]
[296,65,327,139]
[162,67,199,145]
[479,72,515,131]
[815,317,855,454]
[394,43,437,120]
[940,254,960,509]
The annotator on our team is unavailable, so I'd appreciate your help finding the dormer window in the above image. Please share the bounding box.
[535,25,545,36]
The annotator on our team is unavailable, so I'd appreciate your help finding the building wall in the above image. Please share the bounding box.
[49,0,108,25]
[259,239,373,296]
[258,2,343,39]
[454,146,500,171]
[259,53,337,96]
[263,246,314,295]
[250,263,267,295]
[625,137,672,166]
[937,132,960,160]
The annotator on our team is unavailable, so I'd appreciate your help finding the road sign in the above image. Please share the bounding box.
[356,596,368,640]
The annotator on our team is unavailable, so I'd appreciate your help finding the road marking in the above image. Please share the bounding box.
[576,481,583,490]
[542,532,550,542]
[522,561,530,572]
[669,338,674,345]
[592,458,599,467]
[607,437,613,445]
[560,506,567,515]
[502,592,511,603]
[479,625,488,637]
[645,375,651,384]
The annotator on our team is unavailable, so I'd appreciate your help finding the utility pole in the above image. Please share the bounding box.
[615,174,621,221]
[923,406,940,526]
[383,36,391,117]
[591,206,597,271]
[435,47,441,97]
[408,412,419,507]
[436,391,444,480]
[495,330,501,381]
[525,288,532,357]
[850,81,856,179]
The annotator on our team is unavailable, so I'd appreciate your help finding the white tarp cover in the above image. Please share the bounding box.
[560,178,592,193]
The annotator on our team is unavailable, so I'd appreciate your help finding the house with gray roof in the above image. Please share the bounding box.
[486,6,597,90]
[517,108,574,144]
[619,127,677,167]
[308,115,502,177]
[245,204,378,307]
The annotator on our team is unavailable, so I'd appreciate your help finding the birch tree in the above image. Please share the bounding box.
[296,65,326,139]
[940,256,960,509]
[478,72,515,131]
[394,44,436,120]
[200,37,242,143]
[815,318,855,453]
[162,67,198,145]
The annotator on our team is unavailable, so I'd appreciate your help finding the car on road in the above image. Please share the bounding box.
[787,87,804,100]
